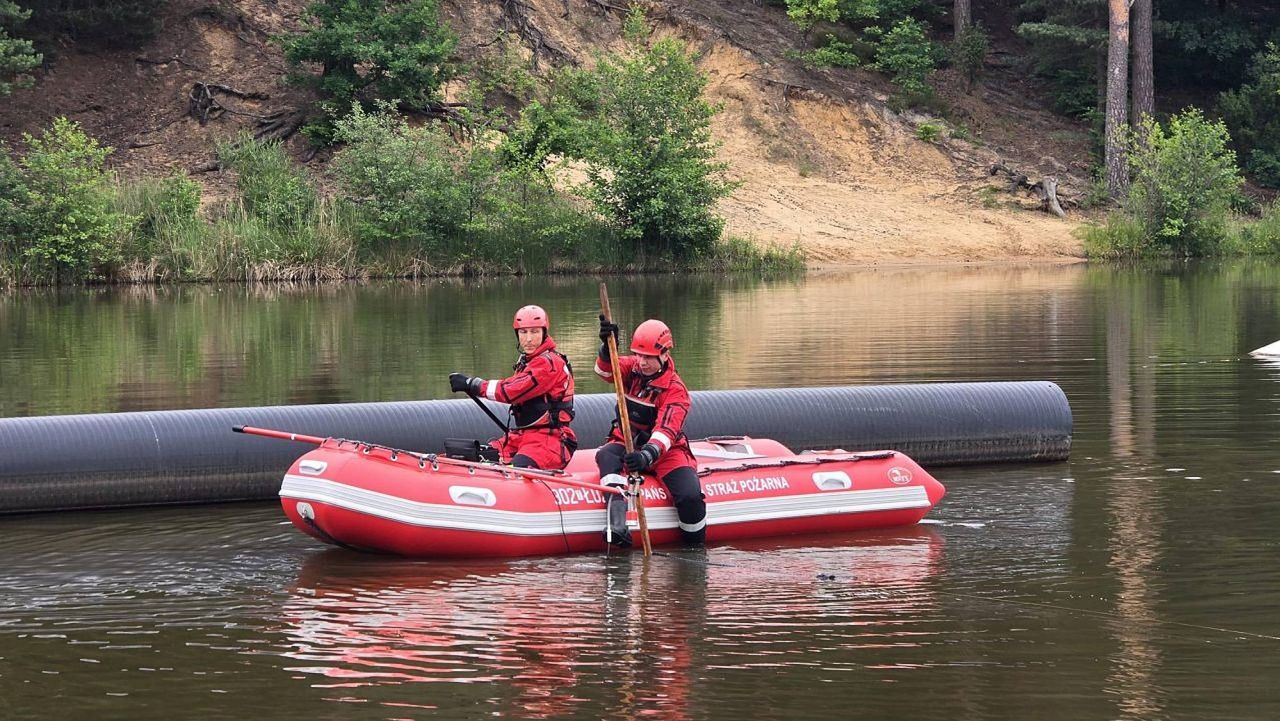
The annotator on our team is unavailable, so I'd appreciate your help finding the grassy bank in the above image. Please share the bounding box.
[0,120,802,287]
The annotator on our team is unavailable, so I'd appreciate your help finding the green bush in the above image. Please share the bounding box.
[785,0,840,38]
[875,18,936,100]
[1126,109,1242,256]
[561,9,737,257]
[790,34,861,69]
[1218,43,1280,188]
[1,117,129,283]
[330,106,468,257]
[281,0,457,144]
[1,1,40,95]
[915,122,942,142]
[498,98,585,175]
[217,136,317,230]
[950,23,989,92]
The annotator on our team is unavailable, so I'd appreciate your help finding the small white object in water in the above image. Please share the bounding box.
[1251,340,1280,357]
[1166,467,1185,472]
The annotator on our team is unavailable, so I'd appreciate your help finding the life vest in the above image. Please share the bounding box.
[510,349,575,430]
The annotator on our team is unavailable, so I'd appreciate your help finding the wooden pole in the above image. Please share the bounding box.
[599,283,652,556]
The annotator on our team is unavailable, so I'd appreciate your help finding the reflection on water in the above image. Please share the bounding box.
[276,528,943,719]
[5,261,1280,718]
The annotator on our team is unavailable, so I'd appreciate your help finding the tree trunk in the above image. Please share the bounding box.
[955,0,971,39]
[1131,0,1154,124]
[1105,0,1131,200]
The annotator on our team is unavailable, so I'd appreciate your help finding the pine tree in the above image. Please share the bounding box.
[0,1,40,96]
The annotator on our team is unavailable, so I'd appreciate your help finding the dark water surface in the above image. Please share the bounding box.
[3,263,1280,719]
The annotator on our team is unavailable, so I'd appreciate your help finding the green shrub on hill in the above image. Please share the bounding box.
[0,117,129,284]
[330,107,469,258]
[0,1,39,95]
[555,9,737,258]
[281,0,457,145]
[875,18,937,100]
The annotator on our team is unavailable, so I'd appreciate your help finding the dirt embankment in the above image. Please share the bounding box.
[0,0,1094,264]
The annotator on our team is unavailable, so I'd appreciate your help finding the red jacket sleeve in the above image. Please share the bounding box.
[483,354,566,404]
[595,352,637,385]
[648,380,690,454]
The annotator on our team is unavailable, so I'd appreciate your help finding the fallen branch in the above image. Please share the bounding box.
[188,82,270,125]
[499,0,575,69]
[136,54,205,71]
[253,109,307,143]
[989,162,1067,218]
[585,0,629,13]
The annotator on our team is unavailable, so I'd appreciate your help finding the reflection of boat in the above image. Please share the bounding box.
[278,436,946,558]
[277,527,944,717]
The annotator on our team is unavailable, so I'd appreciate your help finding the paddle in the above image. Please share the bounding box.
[599,283,652,556]
[232,425,622,496]
[465,391,510,435]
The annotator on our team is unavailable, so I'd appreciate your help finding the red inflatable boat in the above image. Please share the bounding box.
[260,429,946,558]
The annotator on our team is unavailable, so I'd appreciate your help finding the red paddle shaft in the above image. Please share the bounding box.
[233,425,622,496]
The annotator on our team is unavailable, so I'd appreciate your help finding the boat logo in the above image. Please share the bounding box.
[888,467,913,485]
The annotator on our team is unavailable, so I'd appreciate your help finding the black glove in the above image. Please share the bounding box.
[623,443,660,473]
[449,372,482,395]
[598,314,620,344]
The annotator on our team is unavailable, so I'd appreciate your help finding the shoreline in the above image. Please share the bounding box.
[0,255,1099,291]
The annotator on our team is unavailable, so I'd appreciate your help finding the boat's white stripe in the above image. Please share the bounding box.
[281,476,930,536]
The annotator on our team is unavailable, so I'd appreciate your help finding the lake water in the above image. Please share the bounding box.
[2,262,1279,719]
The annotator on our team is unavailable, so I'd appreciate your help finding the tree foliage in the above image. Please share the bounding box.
[0,1,39,96]
[27,0,164,48]
[950,22,989,92]
[785,0,841,36]
[330,106,469,254]
[0,118,129,282]
[1218,43,1280,188]
[875,17,936,97]
[281,0,457,144]
[555,10,737,256]
[1126,109,1242,255]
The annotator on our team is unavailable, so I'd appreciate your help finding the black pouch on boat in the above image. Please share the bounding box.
[479,444,500,463]
[444,438,482,462]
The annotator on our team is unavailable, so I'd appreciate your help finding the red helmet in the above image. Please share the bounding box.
[513,304,549,331]
[630,319,673,356]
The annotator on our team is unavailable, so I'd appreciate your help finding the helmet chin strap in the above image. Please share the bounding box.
[637,354,668,379]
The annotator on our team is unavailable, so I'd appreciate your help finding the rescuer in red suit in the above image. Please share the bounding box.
[449,305,577,470]
[595,316,706,547]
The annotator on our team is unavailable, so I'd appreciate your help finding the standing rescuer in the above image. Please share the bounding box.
[595,316,707,547]
[448,305,577,470]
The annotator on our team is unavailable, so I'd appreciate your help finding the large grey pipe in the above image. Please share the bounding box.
[0,382,1070,514]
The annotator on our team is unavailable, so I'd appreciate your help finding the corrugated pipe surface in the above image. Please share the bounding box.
[0,382,1070,514]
